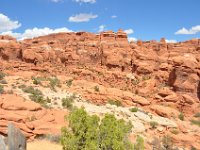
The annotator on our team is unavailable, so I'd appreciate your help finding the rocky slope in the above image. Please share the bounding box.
[0,30,200,149]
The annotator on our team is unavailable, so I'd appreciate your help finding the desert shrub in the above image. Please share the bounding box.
[35,134,61,143]
[22,86,42,95]
[191,147,197,150]
[0,85,4,94]
[130,107,138,112]
[66,79,73,87]
[178,112,184,121]
[170,129,179,135]
[132,79,140,85]
[26,115,37,122]
[46,97,51,103]
[48,77,60,91]
[0,79,7,84]
[108,99,122,107]
[191,120,200,127]
[29,92,45,105]
[94,85,100,92]
[0,72,5,80]
[150,121,158,129]
[194,112,200,118]
[32,77,42,85]
[18,84,26,89]
[21,86,48,107]
[62,96,75,110]
[142,75,151,81]
[134,135,145,150]
[61,108,134,150]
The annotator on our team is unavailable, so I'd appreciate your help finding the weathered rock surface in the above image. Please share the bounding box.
[0,31,200,149]
[0,94,67,139]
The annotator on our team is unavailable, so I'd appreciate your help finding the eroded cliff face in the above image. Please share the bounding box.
[1,30,199,103]
[0,31,200,148]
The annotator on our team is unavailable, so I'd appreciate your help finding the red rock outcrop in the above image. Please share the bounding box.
[0,94,67,139]
[0,31,199,114]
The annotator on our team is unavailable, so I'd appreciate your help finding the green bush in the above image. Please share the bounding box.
[194,112,200,118]
[66,79,73,87]
[108,99,122,107]
[130,107,138,112]
[0,72,5,80]
[62,96,75,110]
[178,112,184,121]
[48,77,60,91]
[21,86,48,107]
[32,77,42,85]
[150,121,158,129]
[61,108,134,150]
[191,120,200,127]
[94,85,100,92]
[0,85,4,94]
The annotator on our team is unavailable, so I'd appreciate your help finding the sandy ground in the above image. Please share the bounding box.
[27,140,62,150]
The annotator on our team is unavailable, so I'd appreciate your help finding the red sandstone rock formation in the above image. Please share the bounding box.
[0,94,67,140]
[0,31,199,107]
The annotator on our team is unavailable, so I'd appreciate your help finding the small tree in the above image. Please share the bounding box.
[61,108,134,150]
[61,108,99,150]
[99,114,133,150]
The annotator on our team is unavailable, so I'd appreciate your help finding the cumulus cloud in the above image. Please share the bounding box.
[166,39,177,43]
[124,29,134,35]
[74,0,96,4]
[98,25,106,32]
[175,25,200,35]
[111,15,117,19]
[128,37,137,42]
[1,27,73,40]
[0,13,21,32]
[68,13,98,22]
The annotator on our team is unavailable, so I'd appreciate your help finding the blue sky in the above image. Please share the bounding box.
[0,0,200,42]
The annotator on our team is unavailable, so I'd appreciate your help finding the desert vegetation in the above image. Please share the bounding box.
[61,108,135,150]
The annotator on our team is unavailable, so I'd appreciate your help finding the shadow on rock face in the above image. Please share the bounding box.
[168,68,177,89]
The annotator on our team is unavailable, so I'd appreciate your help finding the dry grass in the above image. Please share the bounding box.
[27,140,62,150]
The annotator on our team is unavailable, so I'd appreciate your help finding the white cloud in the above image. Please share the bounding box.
[175,25,200,35]
[1,27,73,40]
[68,13,98,22]
[111,15,117,19]
[0,13,21,32]
[98,25,106,32]
[74,0,96,4]
[166,39,177,43]
[128,37,137,42]
[124,29,134,35]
